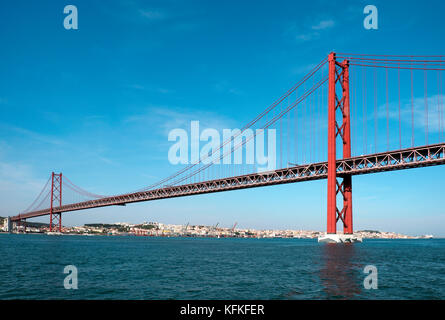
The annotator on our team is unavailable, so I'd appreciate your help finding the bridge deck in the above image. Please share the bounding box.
[12,143,445,221]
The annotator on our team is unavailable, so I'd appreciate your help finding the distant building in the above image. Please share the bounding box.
[3,217,11,232]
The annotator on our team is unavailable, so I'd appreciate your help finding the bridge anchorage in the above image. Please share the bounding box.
[10,52,445,241]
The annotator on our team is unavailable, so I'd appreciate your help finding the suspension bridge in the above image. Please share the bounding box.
[10,52,445,239]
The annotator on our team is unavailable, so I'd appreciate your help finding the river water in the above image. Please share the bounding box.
[0,234,444,299]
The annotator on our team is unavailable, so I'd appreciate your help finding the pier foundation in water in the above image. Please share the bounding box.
[317,233,363,243]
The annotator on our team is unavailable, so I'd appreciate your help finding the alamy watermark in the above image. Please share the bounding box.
[64,265,78,289]
[63,5,78,30]
[363,5,378,30]
[62,4,378,31]
[363,265,378,289]
[168,121,277,172]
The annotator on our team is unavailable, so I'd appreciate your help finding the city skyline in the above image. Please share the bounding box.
[2,216,434,240]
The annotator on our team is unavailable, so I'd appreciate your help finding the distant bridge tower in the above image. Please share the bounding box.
[327,52,353,235]
[49,172,63,232]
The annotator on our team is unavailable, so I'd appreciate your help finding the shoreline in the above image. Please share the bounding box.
[0,231,439,240]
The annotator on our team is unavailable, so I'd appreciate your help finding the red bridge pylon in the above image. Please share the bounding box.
[49,172,62,232]
[327,52,353,235]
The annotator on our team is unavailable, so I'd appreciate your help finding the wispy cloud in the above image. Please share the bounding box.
[0,160,48,214]
[290,62,318,76]
[137,4,199,32]
[214,80,243,96]
[126,84,145,90]
[376,94,445,132]
[123,105,236,136]
[138,9,166,21]
[286,18,336,42]
[311,19,335,30]
[1,124,65,146]
[124,84,173,94]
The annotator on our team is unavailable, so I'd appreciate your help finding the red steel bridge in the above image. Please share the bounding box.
[11,52,445,234]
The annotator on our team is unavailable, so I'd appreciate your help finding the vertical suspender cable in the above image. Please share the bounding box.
[411,68,414,147]
[354,66,357,156]
[374,68,378,153]
[321,66,325,159]
[385,68,389,151]
[280,103,282,168]
[438,71,442,143]
[439,71,445,140]
[317,82,320,161]
[363,67,367,154]
[287,96,290,167]
[309,81,313,163]
[303,82,306,163]
[398,64,401,149]
[350,66,354,156]
[440,69,443,142]
[295,89,298,163]
[425,66,429,145]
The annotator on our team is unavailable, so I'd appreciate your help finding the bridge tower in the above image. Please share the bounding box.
[327,52,353,236]
[49,172,62,232]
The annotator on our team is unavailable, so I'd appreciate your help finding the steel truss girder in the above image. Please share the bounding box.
[12,143,445,221]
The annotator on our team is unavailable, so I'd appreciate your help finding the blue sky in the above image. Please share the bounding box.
[0,0,444,235]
